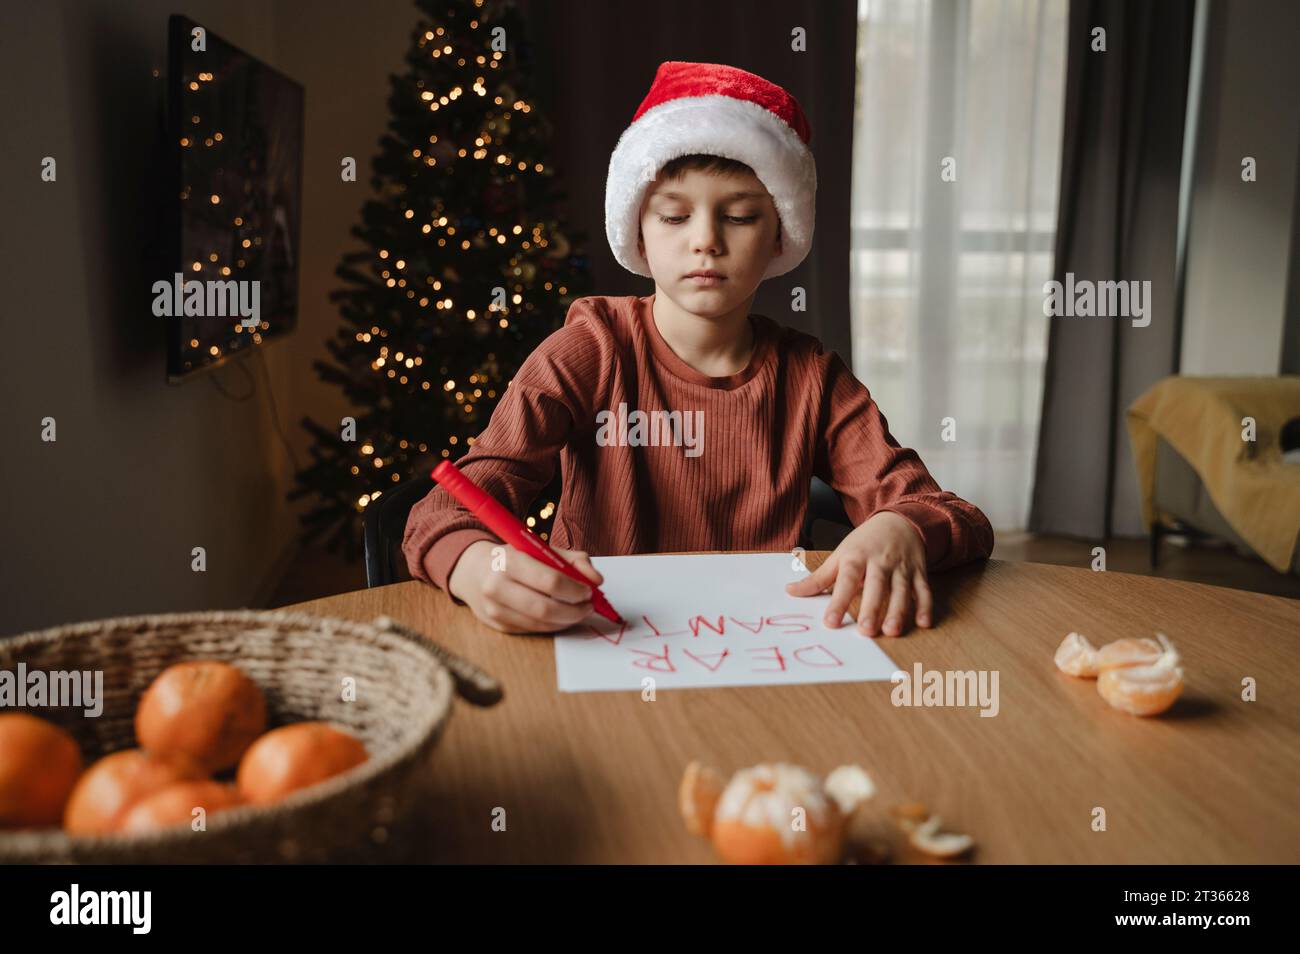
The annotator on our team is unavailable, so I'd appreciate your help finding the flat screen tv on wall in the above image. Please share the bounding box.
[163,15,304,382]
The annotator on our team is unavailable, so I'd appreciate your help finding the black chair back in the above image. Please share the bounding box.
[363,475,434,588]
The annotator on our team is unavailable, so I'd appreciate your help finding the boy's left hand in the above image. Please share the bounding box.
[785,511,933,636]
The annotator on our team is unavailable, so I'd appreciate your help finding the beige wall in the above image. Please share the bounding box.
[1180,0,1300,375]
[0,1,415,634]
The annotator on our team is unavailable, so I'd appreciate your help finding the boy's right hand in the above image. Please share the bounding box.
[446,540,604,634]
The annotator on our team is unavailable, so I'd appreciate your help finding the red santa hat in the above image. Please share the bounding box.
[605,61,816,279]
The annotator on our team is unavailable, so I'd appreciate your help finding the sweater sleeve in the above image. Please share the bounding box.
[813,351,995,572]
[401,299,608,597]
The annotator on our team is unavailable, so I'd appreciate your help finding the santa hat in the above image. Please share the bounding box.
[605,61,816,279]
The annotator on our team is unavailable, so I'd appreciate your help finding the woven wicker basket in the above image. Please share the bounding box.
[0,609,454,863]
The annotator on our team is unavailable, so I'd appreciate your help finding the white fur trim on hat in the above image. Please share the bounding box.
[605,94,817,279]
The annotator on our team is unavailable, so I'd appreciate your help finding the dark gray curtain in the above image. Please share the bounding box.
[1283,140,1300,375]
[1030,0,1195,540]
[517,0,859,363]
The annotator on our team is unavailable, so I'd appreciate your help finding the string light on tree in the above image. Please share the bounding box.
[291,0,591,559]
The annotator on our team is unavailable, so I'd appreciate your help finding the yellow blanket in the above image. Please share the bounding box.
[1126,375,1300,573]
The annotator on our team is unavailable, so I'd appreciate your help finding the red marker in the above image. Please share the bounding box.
[431,460,624,625]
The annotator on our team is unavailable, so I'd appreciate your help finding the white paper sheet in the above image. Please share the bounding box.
[554,552,901,692]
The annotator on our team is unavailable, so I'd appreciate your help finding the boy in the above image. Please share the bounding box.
[403,62,994,638]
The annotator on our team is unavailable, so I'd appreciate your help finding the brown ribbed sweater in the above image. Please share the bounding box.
[403,294,995,598]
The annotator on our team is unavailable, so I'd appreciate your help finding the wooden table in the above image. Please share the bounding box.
[283,555,1300,863]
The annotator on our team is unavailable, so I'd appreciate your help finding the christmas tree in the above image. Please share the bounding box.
[291,0,593,560]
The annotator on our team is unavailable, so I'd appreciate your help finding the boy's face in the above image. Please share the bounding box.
[637,166,782,316]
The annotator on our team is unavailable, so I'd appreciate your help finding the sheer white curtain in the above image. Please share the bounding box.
[850,0,1067,531]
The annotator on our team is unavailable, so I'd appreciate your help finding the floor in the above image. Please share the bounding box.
[993,530,1300,600]
[263,531,1300,609]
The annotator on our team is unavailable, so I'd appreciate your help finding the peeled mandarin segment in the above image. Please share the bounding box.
[824,764,876,816]
[1097,663,1184,716]
[678,760,725,838]
[1095,637,1164,672]
[711,763,846,865]
[1054,631,1100,678]
[1151,632,1182,668]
